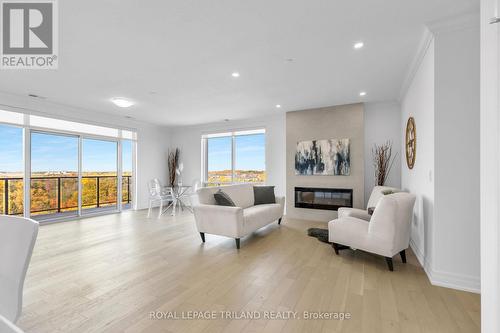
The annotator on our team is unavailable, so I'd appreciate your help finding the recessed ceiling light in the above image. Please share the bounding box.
[231,72,240,78]
[111,97,134,108]
[276,104,281,108]
[354,42,364,49]
[359,91,367,97]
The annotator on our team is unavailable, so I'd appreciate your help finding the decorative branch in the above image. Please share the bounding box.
[168,148,180,187]
[372,141,398,186]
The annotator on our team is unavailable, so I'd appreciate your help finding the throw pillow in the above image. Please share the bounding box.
[253,186,276,205]
[214,190,236,206]
[382,189,399,195]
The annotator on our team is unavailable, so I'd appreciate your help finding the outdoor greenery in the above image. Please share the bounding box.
[0,172,131,215]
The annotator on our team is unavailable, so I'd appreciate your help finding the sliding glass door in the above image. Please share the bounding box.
[0,108,137,222]
[0,124,24,215]
[121,140,133,210]
[30,132,79,221]
[82,138,118,214]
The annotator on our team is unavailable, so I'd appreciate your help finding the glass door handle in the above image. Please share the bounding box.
[490,17,500,24]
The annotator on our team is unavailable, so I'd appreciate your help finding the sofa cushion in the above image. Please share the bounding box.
[243,204,282,234]
[253,186,276,205]
[196,184,255,208]
[214,190,236,206]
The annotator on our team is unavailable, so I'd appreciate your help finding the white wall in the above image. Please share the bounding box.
[286,104,365,222]
[364,102,402,206]
[135,125,170,209]
[401,36,435,274]
[401,14,481,293]
[0,91,171,210]
[480,0,500,330]
[169,113,286,196]
[433,23,480,291]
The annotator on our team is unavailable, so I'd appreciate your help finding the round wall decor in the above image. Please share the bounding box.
[405,117,416,169]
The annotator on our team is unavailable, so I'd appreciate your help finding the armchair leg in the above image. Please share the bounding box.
[331,243,349,255]
[400,250,407,263]
[200,232,205,243]
[385,257,394,271]
[235,238,240,249]
[278,217,282,225]
[332,243,339,255]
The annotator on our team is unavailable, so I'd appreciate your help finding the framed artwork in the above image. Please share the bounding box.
[295,138,350,176]
[405,117,416,169]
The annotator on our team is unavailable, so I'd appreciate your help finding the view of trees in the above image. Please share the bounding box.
[0,172,132,216]
[0,178,24,215]
[207,170,266,185]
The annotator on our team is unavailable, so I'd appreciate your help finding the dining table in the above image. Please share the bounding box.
[166,185,192,215]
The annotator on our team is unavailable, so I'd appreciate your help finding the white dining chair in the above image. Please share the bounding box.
[0,216,39,324]
[0,314,24,333]
[147,178,174,218]
[191,179,201,193]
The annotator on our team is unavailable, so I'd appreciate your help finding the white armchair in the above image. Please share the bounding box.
[328,192,416,271]
[337,185,399,221]
[0,216,38,323]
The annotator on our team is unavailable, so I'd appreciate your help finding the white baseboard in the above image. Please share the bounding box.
[429,269,480,294]
[410,239,480,294]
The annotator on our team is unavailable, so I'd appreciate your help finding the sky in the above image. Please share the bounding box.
[208,133,265,171]
[0,124,133,173]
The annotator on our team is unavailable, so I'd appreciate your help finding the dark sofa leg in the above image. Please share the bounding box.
[199,232,205,242]
[332,242,339,255]
[235,238,240,249]
[400,250,407,263]
[385,257,394,271]
[278,218,282,225]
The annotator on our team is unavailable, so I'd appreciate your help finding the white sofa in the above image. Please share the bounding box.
[337,185,399,221]
[191,184,285,249]
[329,192,416,271]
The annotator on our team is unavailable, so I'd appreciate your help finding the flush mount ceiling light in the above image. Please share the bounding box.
[275,104,281,108]
[353,42,364,49]
[111,97,134,108]
[231,72,240,78]
[359,91,367,97]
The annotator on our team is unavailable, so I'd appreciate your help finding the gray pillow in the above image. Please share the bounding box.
[214,190,236,206]
[382,189,400,195]
[253,186,276,205]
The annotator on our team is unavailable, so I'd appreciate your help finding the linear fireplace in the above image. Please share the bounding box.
[294,187,353,211]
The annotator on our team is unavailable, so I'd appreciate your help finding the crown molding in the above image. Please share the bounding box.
[398,11,480,102]
[427,11,480,34]
[398,28,434,101]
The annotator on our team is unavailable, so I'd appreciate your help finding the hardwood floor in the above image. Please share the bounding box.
[18,210,480,333]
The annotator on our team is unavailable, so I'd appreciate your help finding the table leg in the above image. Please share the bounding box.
[171,198,177,216]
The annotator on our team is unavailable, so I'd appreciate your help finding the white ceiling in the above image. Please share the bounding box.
[0,0,478,126]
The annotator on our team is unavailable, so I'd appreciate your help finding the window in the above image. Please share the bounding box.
[121,140,133,209]
[202,129,266,186]
[82,138,118,214]
[0,108,137,222]
[0,124,24,215]
[30,132,79,220]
